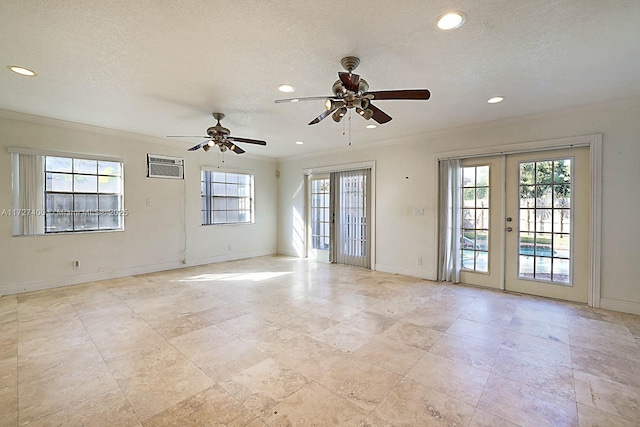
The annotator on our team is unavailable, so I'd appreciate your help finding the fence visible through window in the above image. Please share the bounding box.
[461,165,490,273]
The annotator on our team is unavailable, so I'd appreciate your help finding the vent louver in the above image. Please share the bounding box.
[147,154,184,179]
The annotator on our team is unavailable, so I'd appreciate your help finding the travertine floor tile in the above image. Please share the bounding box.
[512,300,568,328]
[492,349,575,400]
[574,370,640,423]
[106,344,214,420]
[344,310,397,335]
[315,357,402,411]
[25,390,139,427]
[571,346,640,388]
[508,316,569,344]
[265,333,347,380]
[6,256,640,426]
[402,307,460,332]
[0,324,17,362]
[373,378,475,427]
[142,384,257,427]
[380,320,442,350]
[576,402,639,427]
[220,358,309,419]
[18,360,119,425]
[311,322,373,353]
[569,327,640,363]
[196,304,251,325]
[408,352,489,406]
[183,337,268,382]
[478,374,578,427]
[266,382,368,426]
[501,330,572,367]
[469,408,520,426]
[445,318,508,347]
[284,311,339,336]
[429,333,500,371]
[0,388,17,427]
[352,335,425,376]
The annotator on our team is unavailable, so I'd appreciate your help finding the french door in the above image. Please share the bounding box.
[308,175,330,262]
[504,147,590,302]
[306,169,372,268]
[458,147,590,303]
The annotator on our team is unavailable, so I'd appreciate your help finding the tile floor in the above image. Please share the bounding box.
[1,255,639,426]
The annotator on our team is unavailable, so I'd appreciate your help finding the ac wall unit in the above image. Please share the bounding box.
[147,154,184,179]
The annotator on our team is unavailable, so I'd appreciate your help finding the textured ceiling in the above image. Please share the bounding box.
[1,0,639,158]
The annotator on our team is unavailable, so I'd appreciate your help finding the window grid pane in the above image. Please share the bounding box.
[517,159,572,284]
[201,171,254,225]
[310,178,330,250]
[461,165,490,273]
[44,156,124,233]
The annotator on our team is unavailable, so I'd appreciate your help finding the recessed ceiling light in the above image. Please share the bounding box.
[487,96,504,104]
[366,124,377,129]
[295,141,304,145]
[436,11,466,30]
[7,65,36,76]
[278,84,295,93]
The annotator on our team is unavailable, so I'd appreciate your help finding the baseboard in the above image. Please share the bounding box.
[276,249,301,258]
[0,250,276,296]
[184,250,276,267]
[375,263,435,281]
[599,297,640,316]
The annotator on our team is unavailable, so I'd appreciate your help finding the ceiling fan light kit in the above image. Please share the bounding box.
[171,56,431,153]
[167,112,267,155]
[275,56,431,126]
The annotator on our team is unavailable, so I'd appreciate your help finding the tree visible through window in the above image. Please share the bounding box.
[518,159,572,284]
[461,165,489,272]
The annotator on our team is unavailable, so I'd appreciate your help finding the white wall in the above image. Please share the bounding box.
[0,111,277,295]
[277,97,640,315]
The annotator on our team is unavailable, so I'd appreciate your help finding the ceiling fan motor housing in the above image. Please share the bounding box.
[207,126,230,138]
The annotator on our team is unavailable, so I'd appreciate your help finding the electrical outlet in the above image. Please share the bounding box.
[414,208,425,216]
[417,257,422,265]
[73,260,80,270]
[228,245,232,251]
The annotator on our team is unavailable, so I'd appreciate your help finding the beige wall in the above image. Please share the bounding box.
[276,97,640,315]
[0,112,278,295]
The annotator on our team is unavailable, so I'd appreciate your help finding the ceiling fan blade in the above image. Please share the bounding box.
[168,135,209,138]
[228,136,267,146]
[188,141,210,151]
[339,72,360,92]
[308,107,337,125]
[369,103,393,124]
[224,141,245,154]
[366,89,431,101]
[275,96,335,104]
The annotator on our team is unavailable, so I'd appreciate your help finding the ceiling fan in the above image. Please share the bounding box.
[275,56,431,125]
[167,113,267,154]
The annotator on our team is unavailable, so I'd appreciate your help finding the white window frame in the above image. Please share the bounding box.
[201,168,255,226]
[8,147,125,235]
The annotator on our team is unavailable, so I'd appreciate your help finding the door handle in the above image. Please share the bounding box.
[506,227,513,232]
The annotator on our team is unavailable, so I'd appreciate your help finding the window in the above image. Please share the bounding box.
[518,159,572,284]
[461,165,489,272]
[10,152,124,235]
[201,170,254,225]
[310,178,329,250]
[45,156,124,233]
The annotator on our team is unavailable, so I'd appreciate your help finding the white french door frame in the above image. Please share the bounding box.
[303,161,376,270]
[434,134,602,307]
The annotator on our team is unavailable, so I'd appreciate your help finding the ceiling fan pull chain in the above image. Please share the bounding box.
[348,111,352,146]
